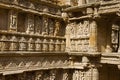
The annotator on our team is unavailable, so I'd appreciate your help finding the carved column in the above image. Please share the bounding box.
[8,10,18,32]
[89,20,97,52]
[92,68,99,80]
[25,14,34,34]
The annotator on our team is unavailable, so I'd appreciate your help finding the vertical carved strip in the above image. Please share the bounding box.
[8,10,18,32]
[89,20,97,52]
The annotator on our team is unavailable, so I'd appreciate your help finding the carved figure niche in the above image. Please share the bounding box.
[17,13,26,32]
[48,18,55,36]
[34,16,42,34]
[8,10,18,32]
[25,14,35,34]
[54,20,61,36]
[0,8,8,30]
[42,17,49,35]
[111,24,119,52]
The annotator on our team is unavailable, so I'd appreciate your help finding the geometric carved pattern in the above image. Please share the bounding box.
[0,54,69,73]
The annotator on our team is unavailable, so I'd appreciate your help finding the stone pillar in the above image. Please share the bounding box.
[92,68,99,80]
[25,14,34,34]
[8,10,18,32]
[89,20,97,52]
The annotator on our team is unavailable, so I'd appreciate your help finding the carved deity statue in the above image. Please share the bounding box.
[54,20,60,36]
[77,22,83,38]
[73,70,79,80]
[50,70,56,80]
[35,71,43,80]
[26,14,34,34]
[42,17,49,35]
[62,70,69,80]
[49,19,54,36]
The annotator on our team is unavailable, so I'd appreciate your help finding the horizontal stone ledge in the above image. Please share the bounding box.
[3,70,24,75]
[101,53,120,58]
[0,51,69,57]
[29,0,60,8]
[68,52,101,57]
[69,15,92,21]
[0,2,62,20]
[0,30,66,39]
[64,2,100,12]
[0,51,102,57]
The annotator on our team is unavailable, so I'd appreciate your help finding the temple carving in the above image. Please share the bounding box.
[0,0,119,80]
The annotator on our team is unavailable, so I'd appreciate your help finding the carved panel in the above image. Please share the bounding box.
[26,14,35,34]
[8,10,18,31]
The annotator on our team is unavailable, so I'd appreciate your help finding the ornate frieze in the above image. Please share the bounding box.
[0,55,69,74]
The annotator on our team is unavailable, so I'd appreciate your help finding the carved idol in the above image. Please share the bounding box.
[9,10,17,31]
[54,20,60,36]
[42,17,49,35]
[49,19,54,36]
[50,70,56,80]
[35,16,42,34]
[35,71,43,80]
[73,70,79,80]
[26,14,34,34]
[77,22,83,38]
[83,20,90,37]
[62,70,69,80]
